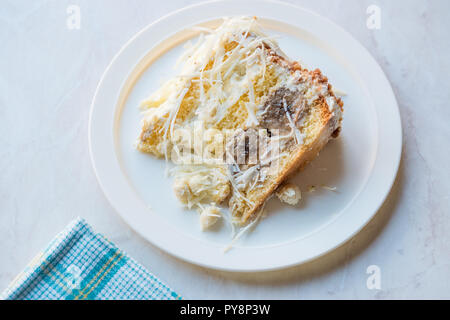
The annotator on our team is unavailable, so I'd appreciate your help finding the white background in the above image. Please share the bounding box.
[1,0,449,299]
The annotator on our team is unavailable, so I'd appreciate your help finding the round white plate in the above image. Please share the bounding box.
[89,0,401,271]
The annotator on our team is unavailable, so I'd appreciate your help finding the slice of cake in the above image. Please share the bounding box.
[137,17,343,228]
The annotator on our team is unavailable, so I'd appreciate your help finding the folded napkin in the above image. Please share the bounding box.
[1,218,181,300]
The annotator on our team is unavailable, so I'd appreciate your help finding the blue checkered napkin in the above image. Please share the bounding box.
[1,218,181,300]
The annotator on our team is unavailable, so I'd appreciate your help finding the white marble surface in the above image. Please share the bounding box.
[1,0,449,299]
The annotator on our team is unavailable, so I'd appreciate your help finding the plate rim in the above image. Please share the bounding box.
[89,0,402,272]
